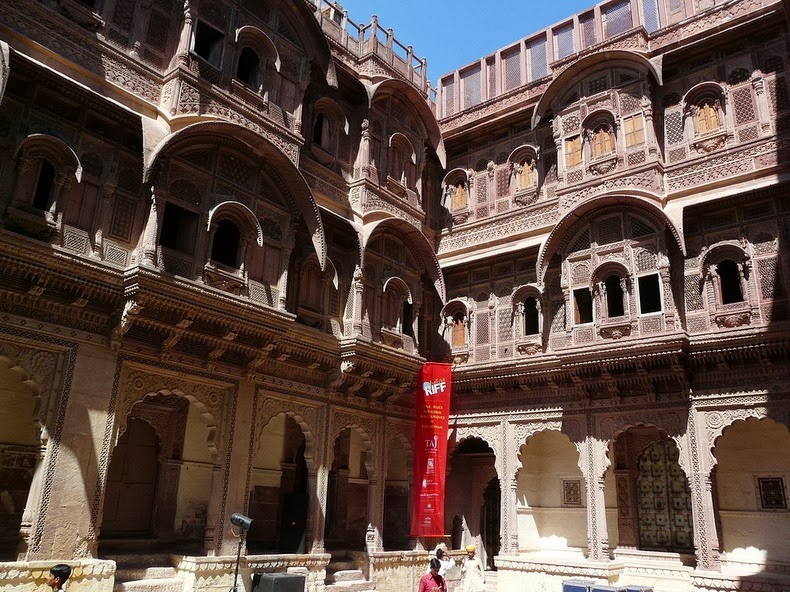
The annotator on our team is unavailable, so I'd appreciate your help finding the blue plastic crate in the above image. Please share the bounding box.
[562,579,595,592]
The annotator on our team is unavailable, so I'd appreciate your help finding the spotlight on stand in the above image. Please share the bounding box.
[229,513,253,592]
[230,513,253,531]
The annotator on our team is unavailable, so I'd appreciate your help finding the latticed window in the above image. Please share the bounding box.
[443,77,455,116]
[565,136,582,167]
[696,101,720,135]
[502,48,521,92]
[461,66,482,109]
[591,126,614,158]
[529,37,548,81]
[555,25,574,60]
[580,12,597,48]
[665,109,684,144]
[604,0,632,39]
[642,0,660,33]
[623,115,645,147]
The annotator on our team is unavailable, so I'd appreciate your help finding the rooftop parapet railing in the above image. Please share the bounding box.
[434,0,777,121]
[305,0,431,97]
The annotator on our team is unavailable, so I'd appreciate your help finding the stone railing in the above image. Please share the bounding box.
[0,560,116,592]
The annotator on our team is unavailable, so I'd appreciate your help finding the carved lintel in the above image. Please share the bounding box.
[713,310,751,328]
[599,322,632,339]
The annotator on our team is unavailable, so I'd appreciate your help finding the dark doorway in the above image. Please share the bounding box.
[102,418,160,536]
[482,477,500,569]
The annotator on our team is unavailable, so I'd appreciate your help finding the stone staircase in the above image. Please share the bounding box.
[107,553,184,592]
[484,570,497,592]
[324,554,374,592]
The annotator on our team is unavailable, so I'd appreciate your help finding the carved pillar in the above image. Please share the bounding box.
[203,459,223,555]
[686,409,721,570]
[499,421,518,555]
[140,190,164,268]
[16,438,49,560]
[307,465,327,553]
[92,183,115,258]
[175,0,196,66]
[130,0,153,58]
[9,157,35,208]
[581,435,610,561]
[154,459,182,540]
[276,227,294,311]
[348,265,365,336]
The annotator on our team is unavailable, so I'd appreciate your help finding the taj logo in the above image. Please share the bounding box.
[423,378,447,396]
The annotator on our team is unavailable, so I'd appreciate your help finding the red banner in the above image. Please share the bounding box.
[410,362,452,537]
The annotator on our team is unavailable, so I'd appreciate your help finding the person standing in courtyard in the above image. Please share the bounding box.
[419,558,447,592]
[460,544,485,592]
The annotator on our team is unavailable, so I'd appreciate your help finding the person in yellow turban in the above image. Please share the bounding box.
[461,543,485,592]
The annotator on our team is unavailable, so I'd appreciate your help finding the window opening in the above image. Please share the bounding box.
[451,312,466,347]
[573,288,593,324]
[402,302,414,337]
[236,47,260,87]
[591,125,614,158]
[32,160,56,211]
[624,115,645,147]
[193,20,225,68]
[565,136,582,168]
[717,259,743,304]
[211,218,241,268]
[604,275,625,317]
[696,100,720,135]
[638,274,662,313]
[160,202,199,255]
[524,297,540,335]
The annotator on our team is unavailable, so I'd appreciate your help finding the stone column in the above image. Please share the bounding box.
[686,409,721,570]
[499,421,519,555]
[203,459,223,555]
[215,380,256,556]
[27,344,118,560]
[366,432,385,554]
[581,435,610,561]
[16,439,49,560]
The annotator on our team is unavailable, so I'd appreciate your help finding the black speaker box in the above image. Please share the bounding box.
[251,573,305,592]
[562,579,594,592]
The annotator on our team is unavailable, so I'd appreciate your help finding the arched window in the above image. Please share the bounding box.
[236,47,260,88]
[451,312,466,348]
[299,262,322,310]
[524,297,540,335]
[211,218,241,268]
[717,259,743,304]
[313,112,332,152]
[604,274,625,317]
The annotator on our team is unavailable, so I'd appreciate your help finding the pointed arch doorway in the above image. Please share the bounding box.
[102,417,160,536]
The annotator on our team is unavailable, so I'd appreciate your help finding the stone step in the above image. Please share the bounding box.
[327,569,365,583]
[114,577,184,592]
[326,560,357,572]
[323,583,374,592]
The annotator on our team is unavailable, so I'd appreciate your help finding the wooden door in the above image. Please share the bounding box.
[102,418,160,536]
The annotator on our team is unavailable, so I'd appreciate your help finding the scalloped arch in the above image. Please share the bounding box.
[363,217,446,304]
[208,201,263,246]
[537,193,685,285]
[531,50,662,128]
[145,121,326,270]
[14,134,82,183]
